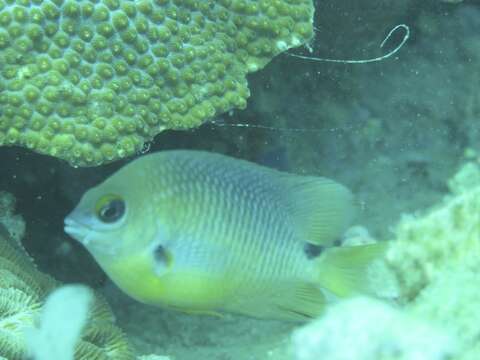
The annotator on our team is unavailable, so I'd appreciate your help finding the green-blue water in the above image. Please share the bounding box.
[1,1,478,359]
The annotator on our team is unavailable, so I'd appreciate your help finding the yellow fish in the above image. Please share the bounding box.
[64,150,384,321]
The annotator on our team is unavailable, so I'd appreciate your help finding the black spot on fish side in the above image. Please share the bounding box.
[152,244,172,276]
[304,243,325,259]
[333,238,343,247]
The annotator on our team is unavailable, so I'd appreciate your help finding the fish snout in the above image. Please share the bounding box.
[64,216,91,246]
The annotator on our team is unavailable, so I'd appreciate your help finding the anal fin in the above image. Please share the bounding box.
[228,282,326,322]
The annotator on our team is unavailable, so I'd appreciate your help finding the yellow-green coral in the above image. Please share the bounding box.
[0,0,314,166]
[0,192,134,359]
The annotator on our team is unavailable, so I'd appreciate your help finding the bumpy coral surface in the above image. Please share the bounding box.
[292,297,456,360]
[0,0,314,166]
[411,270,480,360]
[385,162,480,302]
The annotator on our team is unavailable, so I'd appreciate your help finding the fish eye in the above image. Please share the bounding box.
[95,195,125,223]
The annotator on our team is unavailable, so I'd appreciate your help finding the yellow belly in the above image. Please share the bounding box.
[96,252,228,312]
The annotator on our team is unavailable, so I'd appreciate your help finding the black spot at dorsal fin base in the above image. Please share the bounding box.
[304,243,325,259]
[304,236,345,259]
[333,238,343,247]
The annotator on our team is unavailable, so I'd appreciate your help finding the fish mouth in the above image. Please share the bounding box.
[64,217,92,246]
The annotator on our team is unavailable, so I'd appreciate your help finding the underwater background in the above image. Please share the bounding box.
[1,0,480,359]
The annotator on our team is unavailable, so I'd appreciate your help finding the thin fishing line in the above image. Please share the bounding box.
[288,24,410,64]
[208,119,355,133]
[208,24,410,132]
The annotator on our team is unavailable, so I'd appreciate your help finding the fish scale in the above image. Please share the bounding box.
[180,164,283,286]
[164,154,307,294]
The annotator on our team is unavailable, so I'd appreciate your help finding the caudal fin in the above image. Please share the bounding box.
[314,242,388,297]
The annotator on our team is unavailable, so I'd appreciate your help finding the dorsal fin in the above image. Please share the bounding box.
[281,175,354,246]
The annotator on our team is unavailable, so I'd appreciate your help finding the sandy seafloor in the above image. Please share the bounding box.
[2,1,480,359]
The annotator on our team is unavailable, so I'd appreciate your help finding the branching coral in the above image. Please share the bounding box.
[0,0,314,166]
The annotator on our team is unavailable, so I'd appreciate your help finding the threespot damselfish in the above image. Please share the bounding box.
[65,150,385,321]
